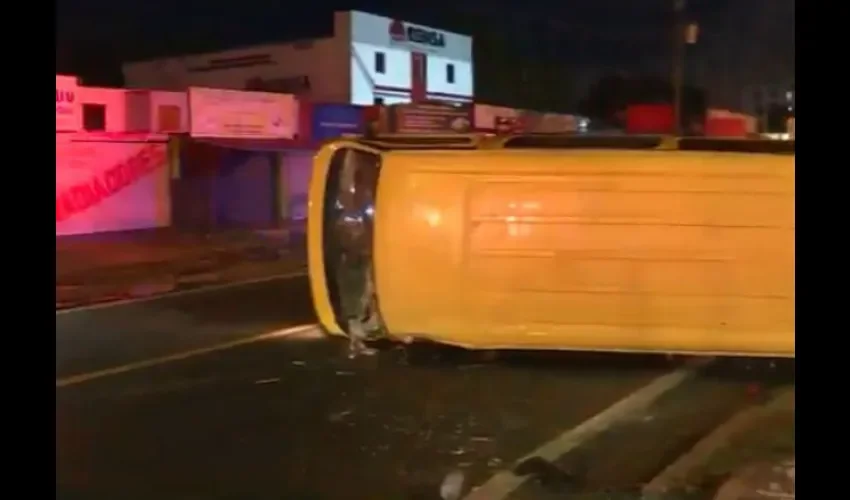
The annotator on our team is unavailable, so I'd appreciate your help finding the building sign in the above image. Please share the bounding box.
[245,75,311,95]
[523,112,578,134]
[388,102,472,134]
[188,87,297,139]
[187,53,274,73]
[56,75,80,132]
[495,116,521,134]
[389,19,446,48]
[474,105,577,134]
[56,140,170,235]
[311,104,365,141]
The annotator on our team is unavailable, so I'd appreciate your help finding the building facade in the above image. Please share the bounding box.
[57,74,188,134]
[122,11,474,106]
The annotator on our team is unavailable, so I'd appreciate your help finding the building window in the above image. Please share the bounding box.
[82,104,106,131]
[157,105,182,132]
[446,63,455,84]
[374,52,386,74]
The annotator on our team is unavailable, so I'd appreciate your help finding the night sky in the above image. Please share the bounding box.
[56,0,794,93]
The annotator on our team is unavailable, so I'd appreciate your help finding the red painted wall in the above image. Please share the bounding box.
[625,104,674,134]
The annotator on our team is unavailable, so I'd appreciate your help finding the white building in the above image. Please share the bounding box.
[122,11,474,106]
[56,74,189,134]
[78,87,188,133]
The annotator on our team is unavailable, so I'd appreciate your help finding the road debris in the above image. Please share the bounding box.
[440,470,465,500]
[328,410,354,422]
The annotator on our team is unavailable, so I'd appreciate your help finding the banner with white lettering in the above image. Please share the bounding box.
[56,139,171,235]
[188,87,297,139]
[56,75,81,132]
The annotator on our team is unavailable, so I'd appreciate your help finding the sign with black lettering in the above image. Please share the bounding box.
[56,74,80,132]
[388,102,472,134]
[245,75,311,95]
[389,20,446,48]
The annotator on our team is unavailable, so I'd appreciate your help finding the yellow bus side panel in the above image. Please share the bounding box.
[373,150,794,356]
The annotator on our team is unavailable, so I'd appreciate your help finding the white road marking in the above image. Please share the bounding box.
[56,324,318,388]
[461,357,712,500]
[254,378,281,385]
[55,270,306,316]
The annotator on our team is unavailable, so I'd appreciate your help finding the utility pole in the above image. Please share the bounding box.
[671,0,686,136]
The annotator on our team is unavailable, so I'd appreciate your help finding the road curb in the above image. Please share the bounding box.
[56,270,307,315]
[56,261,306,310]
[642,388,795,496]
[177,272,220,285]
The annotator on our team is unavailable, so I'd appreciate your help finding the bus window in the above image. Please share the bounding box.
[321,148,382,339]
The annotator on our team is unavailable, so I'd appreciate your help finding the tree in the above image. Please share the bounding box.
[577,74,630,125]
[577,73,707,129]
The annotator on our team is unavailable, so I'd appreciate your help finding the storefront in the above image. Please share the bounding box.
[168,87,301,232]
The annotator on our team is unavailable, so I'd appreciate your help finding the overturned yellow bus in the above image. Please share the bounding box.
[307,135,794,358]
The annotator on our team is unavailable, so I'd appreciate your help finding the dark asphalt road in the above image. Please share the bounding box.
[56,276,790,500]
[56,275,313,378]
[56,334,679,499]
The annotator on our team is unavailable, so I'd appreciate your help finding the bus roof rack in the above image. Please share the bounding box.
[351,133,486,150]
[500,134,794,154]
[338,133,795,154]
[500,134,665,150]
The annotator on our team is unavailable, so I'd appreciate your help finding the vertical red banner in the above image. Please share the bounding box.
[411,52,427,103]
[297,99,313,144]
